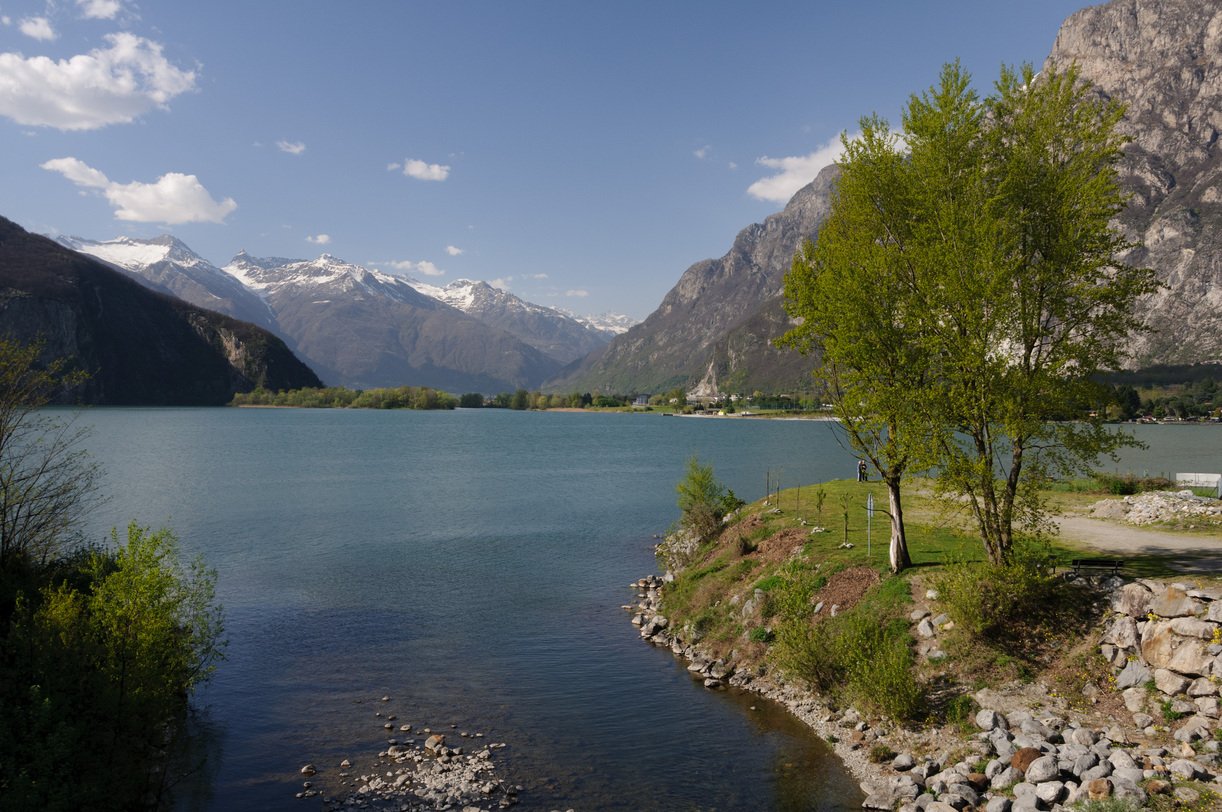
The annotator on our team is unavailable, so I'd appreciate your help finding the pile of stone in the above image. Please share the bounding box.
[1091,490,1222,526]
[1101,580,1222,743]
[870,707,1220,812]
[296,700,518,811]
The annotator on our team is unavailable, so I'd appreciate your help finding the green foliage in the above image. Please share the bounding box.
[0,524,224,810]
[783,61,1158,565]
[771,579,922,721]
[748,626,773,644]
[932,544,1067,641]
[868,743,897,764]
[232,385,458,409]
[944,694,979,733]
[675,457,735,544]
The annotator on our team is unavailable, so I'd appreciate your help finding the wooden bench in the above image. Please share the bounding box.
[1062,558,1125,580]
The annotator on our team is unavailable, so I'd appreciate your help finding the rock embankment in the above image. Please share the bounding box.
[629,574,1222,811]
[295,697,519,811]
[1091,490,1222,526]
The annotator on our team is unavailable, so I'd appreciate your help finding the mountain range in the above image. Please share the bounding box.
[60,235,624,392]
[557,0,1222,396]
[0,218,321,405]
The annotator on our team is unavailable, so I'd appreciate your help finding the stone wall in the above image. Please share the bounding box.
[1102,579,1222,742]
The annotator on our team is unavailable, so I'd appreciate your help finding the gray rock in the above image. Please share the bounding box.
[1068,726,1096,747]
[1113,766,1146,785]
[1132,712,1154,728]
[990,766,1021,790]
[985,797,1011,812]
[1155,667,1191,695]
[1170,758,1202,779]
[917,618,936,638]
[1114,659,1152,690]
[1189,676,1220,697]
[1103,615,1139,649]
[1080,762,1113,782]
[910,608,931,622]
[1072,752,1099,777]
[1109,775,1147,805]
[1108,749,1137,771]
[1034,780,1064,805]
[976,709,1007,731]
[1024,755,1060,784]
[893,753,916,771]
[931,613,951,627]
[1171,617,1217,639]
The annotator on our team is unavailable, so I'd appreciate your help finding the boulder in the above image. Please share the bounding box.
[917,619,936,638]
[1035,780,1065,805]
[985,797,1010,812]
[976,709,1007,731]
[1169,759,1202,779]
[1170,617,1218,639]
[1111,582,1153,617]
[1024,755,1060,784]
[1154,668,1191,695]
[1142,620,1214,676]
[1150,586,1202,618]
[893,753,916,771]
[1103,616,1139,649]
[1115,659,1152,690]
[990,766,1021,790]
[1189,677,1219,697]
[1011,748,1043,775]
[1195,695,1219,717]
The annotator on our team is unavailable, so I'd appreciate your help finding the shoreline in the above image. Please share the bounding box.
[627,572,1222,809]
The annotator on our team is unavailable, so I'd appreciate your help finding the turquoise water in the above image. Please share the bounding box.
[70,409,1222,810]
[76,408,865,811]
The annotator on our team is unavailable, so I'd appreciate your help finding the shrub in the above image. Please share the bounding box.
[676,457,735,543]
[771,582,922,721]
[749,626,773,644]
[933,543,1061,640]
[868,743,897,763]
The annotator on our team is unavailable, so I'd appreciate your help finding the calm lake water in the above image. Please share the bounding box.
[70,409,1221,811]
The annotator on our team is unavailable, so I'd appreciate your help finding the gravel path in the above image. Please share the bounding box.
[1054,515,1222,572]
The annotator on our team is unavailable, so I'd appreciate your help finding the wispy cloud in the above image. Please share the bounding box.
[399,158,450,182]
[77,0,123,20]
[444,245,463,256]
[0,32,196,130]
[746,132,849,204]
[277,140,306,155]
[525,273,548,280]
[564,289,589,298]
[19,17,56,41]
[41,156,236,224]
[307,233,331,245]
[693,144,711,160]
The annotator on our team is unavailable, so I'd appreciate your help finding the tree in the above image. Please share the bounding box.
[0,338,100,570]
[782,62,1157,565]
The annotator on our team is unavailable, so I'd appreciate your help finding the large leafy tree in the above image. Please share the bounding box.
[783,61,1157,565]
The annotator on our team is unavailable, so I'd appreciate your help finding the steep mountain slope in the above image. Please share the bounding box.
[551,164,838,394]
[408,278,611,364]
[557,0,1222,394]
[1047,0,1222,366]
[223,253,561,391]
[57,234,277,333]
[0,217,321,405]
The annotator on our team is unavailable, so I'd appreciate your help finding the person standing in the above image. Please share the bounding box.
[857,459,868,482]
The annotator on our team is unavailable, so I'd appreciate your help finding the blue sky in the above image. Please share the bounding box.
[0,0,1089,319]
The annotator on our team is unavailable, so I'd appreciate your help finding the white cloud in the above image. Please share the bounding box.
[444,245,463,256]
[728,161,738,170]
[385,161,401,171]
[525,273,548,280]
[77,0,123,20]
[488,277,511,290]
[307,233,331,245]
[402,158,449,182]
[276,140,306,155]
[746,132,850,204]
[19,17,56,41]
[1,16,11,26]
[564,289,589,298]
[693,145,711,160]
[41,156,237,224]
[0,32,196,130]
[376,259,444,277]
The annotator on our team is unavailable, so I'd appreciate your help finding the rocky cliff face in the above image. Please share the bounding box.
[552,164,838,394]
[1049,0,1222,366]
[0,217,321,404]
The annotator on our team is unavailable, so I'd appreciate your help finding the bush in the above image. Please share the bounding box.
[771,582,923,721]
[933,544,1062,640]
[675,457,737,543]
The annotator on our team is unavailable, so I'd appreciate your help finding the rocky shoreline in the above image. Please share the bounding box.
[627,573,1222,810]
[293,696,524,811]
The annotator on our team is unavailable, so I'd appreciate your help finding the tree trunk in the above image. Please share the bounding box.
[886,476,911,574]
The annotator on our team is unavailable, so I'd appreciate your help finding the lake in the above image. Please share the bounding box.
[71,409,1221,810]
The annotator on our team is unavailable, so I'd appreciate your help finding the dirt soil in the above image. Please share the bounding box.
[810,566,881,615]
[1055,514,1222,572]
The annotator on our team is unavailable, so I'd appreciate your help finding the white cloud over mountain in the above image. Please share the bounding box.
[40,157,236,224]
[0,32,196,130]
[307,234,331,245]
[746,133,848,204]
